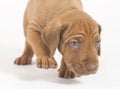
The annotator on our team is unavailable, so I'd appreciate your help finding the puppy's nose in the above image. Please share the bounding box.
[86,64,97,73]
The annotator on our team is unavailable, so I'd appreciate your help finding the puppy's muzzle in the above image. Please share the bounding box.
[75,63,98,74]
[69,59,98,76]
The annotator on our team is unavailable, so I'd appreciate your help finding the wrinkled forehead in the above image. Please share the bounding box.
[63,20,99,41]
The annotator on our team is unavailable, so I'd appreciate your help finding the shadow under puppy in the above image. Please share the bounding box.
[14,0,101,78]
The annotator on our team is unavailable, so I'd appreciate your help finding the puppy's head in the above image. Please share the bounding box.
[42,10,101,77]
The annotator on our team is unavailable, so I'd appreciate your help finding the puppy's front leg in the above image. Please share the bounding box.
[59,59,75,78]
[27,26,57,69]
[14,41,33,65]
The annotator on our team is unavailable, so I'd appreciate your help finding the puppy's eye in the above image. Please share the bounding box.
[70,41,79,48]
[96,40,101,47]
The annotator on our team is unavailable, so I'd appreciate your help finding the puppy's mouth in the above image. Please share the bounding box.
[66,63,97,77]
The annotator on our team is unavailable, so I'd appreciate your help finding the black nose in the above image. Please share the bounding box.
[86,64,97,73]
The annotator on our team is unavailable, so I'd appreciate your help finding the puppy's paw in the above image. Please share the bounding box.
[14,56,32,65]
[59,66,75,79]
[36,56,57,69]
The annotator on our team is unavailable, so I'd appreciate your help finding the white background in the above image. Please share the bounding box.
[0,0,120,89]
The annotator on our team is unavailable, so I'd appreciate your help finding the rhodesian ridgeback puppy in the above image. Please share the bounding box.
[14,0,101,78]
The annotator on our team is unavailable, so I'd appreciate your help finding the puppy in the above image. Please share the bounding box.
[14,0,101,78]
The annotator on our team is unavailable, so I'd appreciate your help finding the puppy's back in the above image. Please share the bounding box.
[25,0,83,25]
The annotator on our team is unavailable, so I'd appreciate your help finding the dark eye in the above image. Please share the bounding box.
[96,40,101,47]
[70,41,79,48]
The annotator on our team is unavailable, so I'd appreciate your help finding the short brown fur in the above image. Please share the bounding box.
[14,0,101,78]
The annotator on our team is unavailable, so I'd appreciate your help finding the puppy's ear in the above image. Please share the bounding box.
[41,19,68,57]
[98,25,102,56]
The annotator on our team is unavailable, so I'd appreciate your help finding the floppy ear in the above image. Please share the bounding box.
[41,19,68,57]
[98,25,102,56]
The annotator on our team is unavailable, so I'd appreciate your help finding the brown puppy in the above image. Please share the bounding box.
[14,0,101,78]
